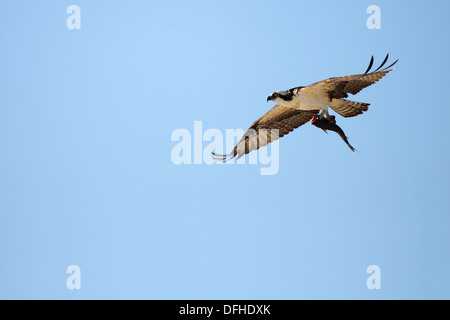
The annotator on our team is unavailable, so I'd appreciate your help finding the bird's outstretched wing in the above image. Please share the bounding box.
[212,105,319,161]
[292,54,398,100]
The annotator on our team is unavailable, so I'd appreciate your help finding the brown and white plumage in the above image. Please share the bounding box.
[212,105,318,161]
[298,54,398,118]
[213,55,397,161]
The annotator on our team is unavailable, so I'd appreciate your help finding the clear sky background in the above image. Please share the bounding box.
[1,1,449,299]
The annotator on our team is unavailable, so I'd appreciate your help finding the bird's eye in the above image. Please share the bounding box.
[273,93,278,98]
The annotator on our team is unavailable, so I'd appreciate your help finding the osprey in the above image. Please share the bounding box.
[212,55,397,161]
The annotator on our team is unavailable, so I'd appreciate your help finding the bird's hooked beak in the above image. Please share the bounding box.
[267,96,272,102]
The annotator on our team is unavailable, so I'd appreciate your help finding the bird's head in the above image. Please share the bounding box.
[267,90,293,103]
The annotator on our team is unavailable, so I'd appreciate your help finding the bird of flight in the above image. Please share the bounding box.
[212,54,398,161]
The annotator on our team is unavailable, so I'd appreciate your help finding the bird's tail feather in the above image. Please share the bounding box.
[329,99,370,118]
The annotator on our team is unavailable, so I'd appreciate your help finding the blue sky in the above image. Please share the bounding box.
[0,1,449,299]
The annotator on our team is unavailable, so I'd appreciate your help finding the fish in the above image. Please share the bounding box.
[311,115,357,152]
